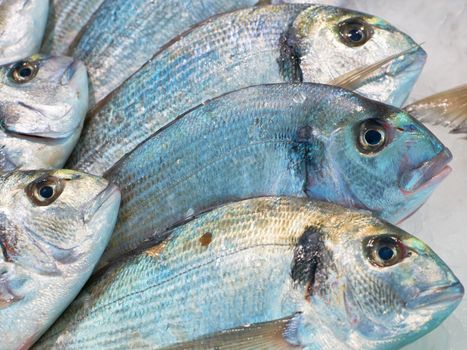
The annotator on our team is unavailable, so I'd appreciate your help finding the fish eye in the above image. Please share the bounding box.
[338,18,374,47]
[26,175,65,206]
[365,235,406,267]
[10,61,39,83]
[357,119,387,154]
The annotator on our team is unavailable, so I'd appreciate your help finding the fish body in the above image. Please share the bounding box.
[35,197,464,350]
[70,0,260,105]
[0,54,88,171]
[100,83,451,268]
[0,0,48,65]
[67,4,426,175]
[42,0,106,55]
[0,170,121,349]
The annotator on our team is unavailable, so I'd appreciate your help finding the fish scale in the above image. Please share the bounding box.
[67,4,425,176]
[98,83,448,270]
[70,0,261,105]
[35,197,463,349]
[100,86,318,267]
[42,0,106,54]
[35,198,329,349]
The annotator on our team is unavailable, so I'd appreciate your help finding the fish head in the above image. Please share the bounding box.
[0,170,120,279]
[327,219,463,348]
[0,54,88,170]
[294,214,463,348]
[308,96,451,223]
[0,0,49,64]
[292,5,426,106]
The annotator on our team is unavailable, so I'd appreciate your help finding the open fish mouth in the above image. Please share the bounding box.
[400,149,453,193]
[407,282,464,310]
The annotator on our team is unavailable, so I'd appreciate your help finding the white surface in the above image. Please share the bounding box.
[287,1,467,348]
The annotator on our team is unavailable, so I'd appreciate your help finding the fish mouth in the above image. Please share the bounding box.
[3,120,81,142]
[407,282,464,310]
[399,149,453,193]
[84,183,121,223]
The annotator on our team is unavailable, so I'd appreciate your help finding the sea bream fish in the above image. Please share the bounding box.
[69,0,260,105]
[41,0,106,55]
[35,197,464,350]
[0,54,88,171]
[0,170,121,350]
[98,83,452,269]
[67,4,427,175]
[0,0,48,65]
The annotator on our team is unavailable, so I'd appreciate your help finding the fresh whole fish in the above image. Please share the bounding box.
[35,197,464,350]
[0,169,121,350]
[0,54,88,171]
[100,84,451,269]
[70,0,260,105]
[0,0,48,65]
[67,4,426,175]
[41,0,106,55]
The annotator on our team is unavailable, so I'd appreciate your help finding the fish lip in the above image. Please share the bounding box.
[399,149,453,193]
[4,102,78,140]
[84,183,121,223]
[407,282,464,310]
[4,120,81,142]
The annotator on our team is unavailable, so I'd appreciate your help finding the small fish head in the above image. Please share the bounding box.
[329,220,464,348]
[0,54,88,170]
[0,0,49,64]
[0,170,120,277]
[293,5,426,105]
[312,101,451,223]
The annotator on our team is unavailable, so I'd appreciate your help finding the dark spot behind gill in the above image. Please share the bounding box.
[294,126,325,195]
[278,28,303,83]
[291,226,325,299]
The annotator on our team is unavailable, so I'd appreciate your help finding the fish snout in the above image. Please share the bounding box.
[407,282,464,311]
[399,148,452,193]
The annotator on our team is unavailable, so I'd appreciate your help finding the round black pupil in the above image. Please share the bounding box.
[364,129,382,145]
[378,246,394,261]
[19,66,32,78]
[39,185,54,199]
[348,28,364,42]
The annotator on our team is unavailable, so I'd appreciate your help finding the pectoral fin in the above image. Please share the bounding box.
[404,84,467,134]
[160,316,303,350]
